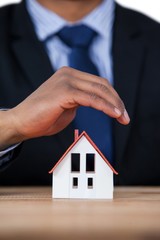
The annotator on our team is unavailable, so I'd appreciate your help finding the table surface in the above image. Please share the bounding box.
[0,187,160,240]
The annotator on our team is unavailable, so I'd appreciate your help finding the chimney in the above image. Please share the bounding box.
[74,129,79,141]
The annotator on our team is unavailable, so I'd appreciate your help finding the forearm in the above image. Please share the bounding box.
[0,110,23,151]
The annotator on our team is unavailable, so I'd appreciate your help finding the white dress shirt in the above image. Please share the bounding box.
[27,0,115,82]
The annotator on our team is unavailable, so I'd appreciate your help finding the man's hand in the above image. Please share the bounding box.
[0,67,130,150]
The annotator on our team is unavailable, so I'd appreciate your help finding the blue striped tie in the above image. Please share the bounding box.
[57,25,113,162]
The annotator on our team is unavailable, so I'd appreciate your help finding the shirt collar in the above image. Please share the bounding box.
[26,0,115,41]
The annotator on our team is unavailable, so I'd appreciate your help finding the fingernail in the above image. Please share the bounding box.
[114,107,121,116]
[124,109,130,123]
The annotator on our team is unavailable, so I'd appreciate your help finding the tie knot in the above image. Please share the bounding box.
[57,25,97,48]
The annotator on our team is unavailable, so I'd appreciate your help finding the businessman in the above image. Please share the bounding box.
[0,0,160,185]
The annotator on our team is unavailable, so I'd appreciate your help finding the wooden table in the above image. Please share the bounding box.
[0,187,160,240]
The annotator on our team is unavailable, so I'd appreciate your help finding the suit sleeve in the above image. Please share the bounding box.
[0,144,22,171]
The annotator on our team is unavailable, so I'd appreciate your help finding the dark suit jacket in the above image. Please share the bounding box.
[0,0,160,185]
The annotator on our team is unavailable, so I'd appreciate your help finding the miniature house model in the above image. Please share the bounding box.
[49,130,118,199]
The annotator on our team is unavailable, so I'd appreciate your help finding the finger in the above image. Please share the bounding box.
[70,77,125,113]
[116,110,130,125]
[69,67,109,86]
[69,67,117,95]
[70,89,122,119]
[69,70,130,124]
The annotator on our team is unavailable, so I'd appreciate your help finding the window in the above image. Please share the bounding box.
[73,177,78,188]
[86,154,95,172]
[88,178,93,189]
[71,153,80,172]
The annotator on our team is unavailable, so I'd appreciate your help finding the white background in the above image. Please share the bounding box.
[0,0,160,22]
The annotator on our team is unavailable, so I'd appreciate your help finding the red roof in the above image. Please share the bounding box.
[49,131,118,175]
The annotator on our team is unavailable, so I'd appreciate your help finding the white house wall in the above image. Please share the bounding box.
[52,155,70,198]
[95,156,113,199]
[52,135,113,199]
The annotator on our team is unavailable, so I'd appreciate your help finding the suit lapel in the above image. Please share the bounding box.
[113,4,146,167]
[10,1,53,90]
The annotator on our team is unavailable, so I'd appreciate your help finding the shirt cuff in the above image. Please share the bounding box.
[0,143,21,157]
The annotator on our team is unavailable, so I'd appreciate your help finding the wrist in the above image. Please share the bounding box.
[0,109,25,151]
